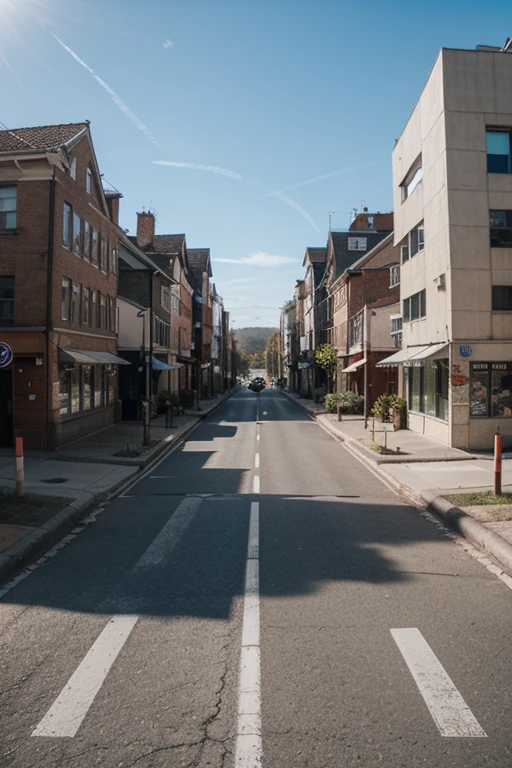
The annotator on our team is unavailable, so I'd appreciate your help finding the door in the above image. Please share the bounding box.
[0,368,13,446]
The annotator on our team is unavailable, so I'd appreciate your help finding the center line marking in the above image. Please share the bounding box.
[390,628,487,737]
[252,475,260,494]
[235,500,262,767]
[254,453,260,469]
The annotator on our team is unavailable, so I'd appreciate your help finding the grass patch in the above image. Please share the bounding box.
[445,491,512,507]
[0,491,72,527]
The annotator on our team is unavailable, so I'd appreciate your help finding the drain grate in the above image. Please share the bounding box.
[42,478,68,484]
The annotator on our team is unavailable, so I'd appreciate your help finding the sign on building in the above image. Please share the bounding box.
[347,237,367,251]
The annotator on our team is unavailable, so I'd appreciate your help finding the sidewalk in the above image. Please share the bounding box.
[283,390,512,573]
[0,390,234,583]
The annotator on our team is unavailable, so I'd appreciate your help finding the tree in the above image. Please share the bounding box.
[315,343,337,393]
[233,342,251,377]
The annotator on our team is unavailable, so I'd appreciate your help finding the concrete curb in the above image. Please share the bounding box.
[0,389,236,586]
[281,389,512,574]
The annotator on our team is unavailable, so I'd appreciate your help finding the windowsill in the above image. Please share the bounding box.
[403,317,426,325]
[0,229,19,236]
[408,410,448,424]
[401,247,425,265]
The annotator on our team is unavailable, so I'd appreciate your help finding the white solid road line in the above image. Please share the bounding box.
[32,496,204,738]
[390,628,487,738]
[235,501,262,767]
[252,475,260,494]
[32,615,138,737]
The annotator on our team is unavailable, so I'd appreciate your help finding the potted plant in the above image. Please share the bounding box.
[389,394,407,430]
[370,394,392,422]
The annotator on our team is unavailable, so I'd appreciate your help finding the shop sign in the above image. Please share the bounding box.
[0,342,13,368]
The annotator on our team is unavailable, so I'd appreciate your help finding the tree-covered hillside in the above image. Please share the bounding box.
[234,327,278,355]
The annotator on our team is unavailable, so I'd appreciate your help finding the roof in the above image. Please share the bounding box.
[303,247,327,267]
[0,122,89,153]
[188,248,212,280]
[328,230,392,283]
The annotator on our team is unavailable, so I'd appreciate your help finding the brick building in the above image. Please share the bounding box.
[187,249,213,397]
[0,123,126,449]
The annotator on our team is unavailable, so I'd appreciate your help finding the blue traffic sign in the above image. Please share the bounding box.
[0,342,13,368]
[459,345,472,358]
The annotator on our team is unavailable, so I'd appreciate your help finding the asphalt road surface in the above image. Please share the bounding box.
[0,388,511,767]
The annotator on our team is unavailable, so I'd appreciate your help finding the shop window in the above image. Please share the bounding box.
[59,367,70,415]
[490,210,512,247]
[487,130,512,173]
[82,365,92,411]
[0,186,17,230]
[406,359,448,420]
[70,367,80,414]
[94,365,103,408]
[63,203,72,249]
[470,362,512,417]
[0,276,14,325]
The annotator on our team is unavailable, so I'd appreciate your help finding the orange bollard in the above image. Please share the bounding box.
[494,429,502,496]
[15,437,24,497]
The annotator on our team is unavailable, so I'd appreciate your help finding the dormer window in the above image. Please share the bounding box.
[86,167,93,195]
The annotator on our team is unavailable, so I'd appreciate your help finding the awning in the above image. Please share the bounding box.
[376,343,449,367]
[342,357,367,374]
[152,357,184,371]
[59,348,130,365]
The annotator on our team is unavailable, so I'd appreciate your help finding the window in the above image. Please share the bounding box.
[73,213,81,257]
[82,365,92,411]
[61,277,71,320]
[0,276,14,325]
[71,283,81,322]
[94,365,103,408]
[91,227,98,266]
[86,167,93,194]
[63,203,72,249]
[100,293,106,328]
[401,222,424,263]
[59,363,113,417]
[349,311,363,348]
[401,155,423,200]
[83,221,90,260]
[403,289,426,322]
[91,290,98,327]
[171,293,180,314]
[490,210,512,247]
[59,367,70,415]
[492,285,512,310]
[100,235,107,271]
[393,332,402,349]
[107,296,113,331]
[389,265,400,287]
[487,130,512,173]
[162,287,171,311]
[406,359,448,420]
[111,245,117,275]
[70,157,77,180]
[70,367,80,413]
[470,362,512,417]
[0,186,16,229]
[390,315,403,334]
[82,287,89,325]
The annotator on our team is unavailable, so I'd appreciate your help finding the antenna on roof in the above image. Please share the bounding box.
[327,211,334,231]
[0,120,7,130]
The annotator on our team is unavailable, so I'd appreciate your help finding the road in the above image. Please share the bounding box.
[0,388,511,767]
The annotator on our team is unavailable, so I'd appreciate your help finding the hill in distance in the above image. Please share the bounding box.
[235,326,277,355]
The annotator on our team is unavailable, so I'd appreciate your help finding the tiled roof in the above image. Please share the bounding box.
[330,231,391,281]
[188,248,211,275]
[146,234,186,254]
[305,247,327,263]
[0,122,88,153]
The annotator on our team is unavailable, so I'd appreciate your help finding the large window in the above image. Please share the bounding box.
[490,210,512,247]
[0,186,16,230]
[59,364,114,417]
[73,213,81,257]
[61,277,71,320]
[492,285,512,310]
[471,362,512,418]
[403,289,426,322]
[406,359,449,420]
[63,203,72,249]
[487,130,512,173]
[71,283,81,322]
[0,276,14,325]
[401,222,424,263]
[401,155,423,201]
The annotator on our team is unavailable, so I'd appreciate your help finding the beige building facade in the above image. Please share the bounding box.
[387,42,512,449]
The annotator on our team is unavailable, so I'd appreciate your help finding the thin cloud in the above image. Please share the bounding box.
[153,160,319,231]
[51,33,163,150]
[261,161,382,198]
[222,277,261,284]
[153,160,243,181]
[162,39,175,49]
[215,251,296,267]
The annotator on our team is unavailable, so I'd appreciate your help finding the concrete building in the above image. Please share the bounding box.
[380,40,512,449]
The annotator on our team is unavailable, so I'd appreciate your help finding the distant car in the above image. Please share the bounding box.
[248,377,266,393]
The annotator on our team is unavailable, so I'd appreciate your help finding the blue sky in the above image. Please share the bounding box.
[2,0,512,328]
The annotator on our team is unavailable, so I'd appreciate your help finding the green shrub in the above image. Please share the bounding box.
[325,392,364,414]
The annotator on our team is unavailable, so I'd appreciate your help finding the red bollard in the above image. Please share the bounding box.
[494,429,502,496]
[15,437,24,497]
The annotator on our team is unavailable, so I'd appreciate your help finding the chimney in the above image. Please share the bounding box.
[105,192,122,225]
[136,211,155,248]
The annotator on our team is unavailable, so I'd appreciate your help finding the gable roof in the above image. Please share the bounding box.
[328,230,392,283]
[0,122,89,153]
[188,248,212,282]
[303,246,327,267]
